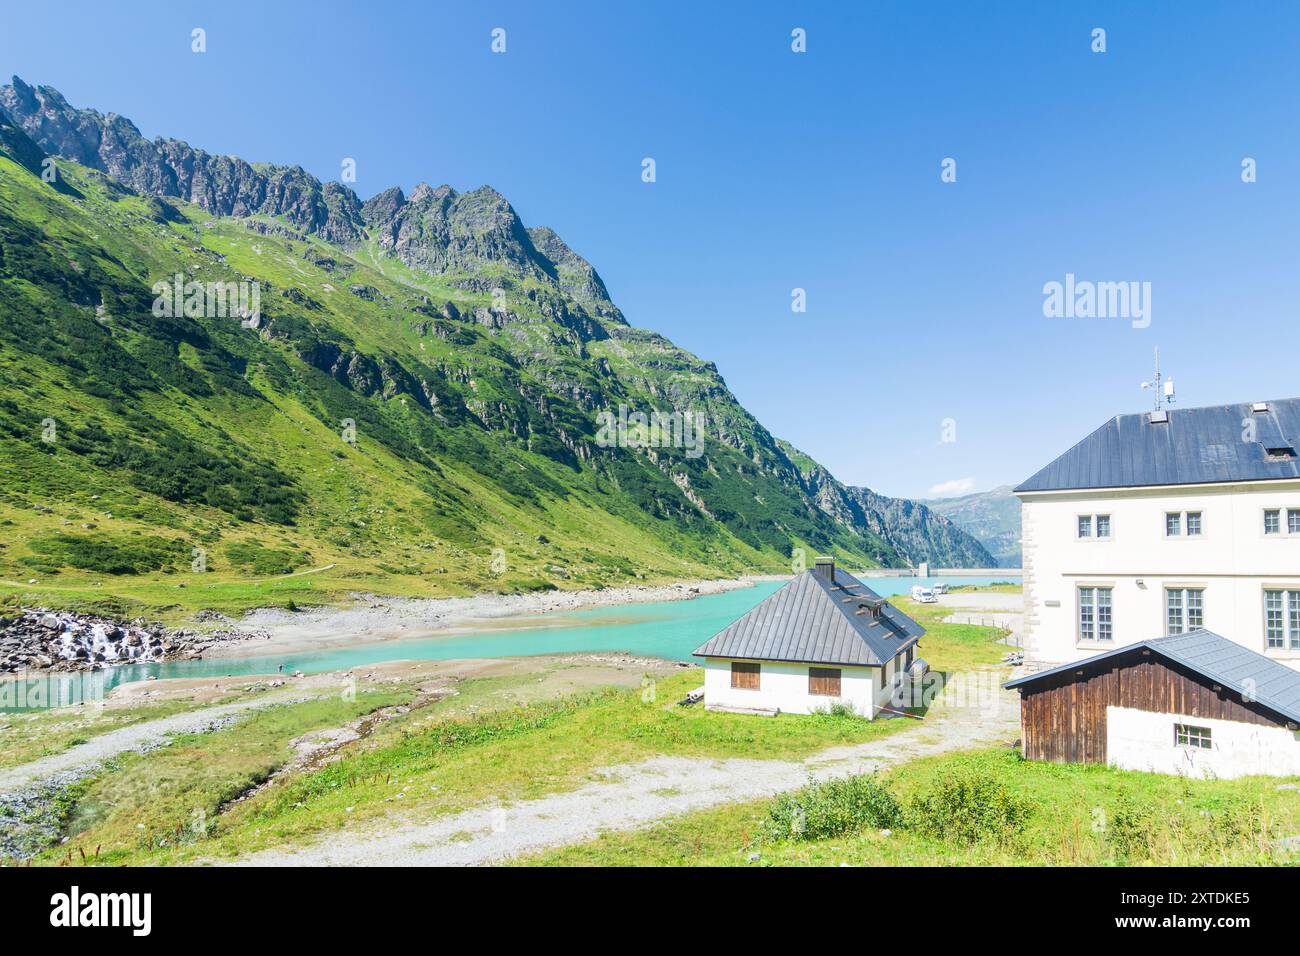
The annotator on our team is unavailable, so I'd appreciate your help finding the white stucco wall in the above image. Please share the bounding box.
[1106,705,1300,779]
[701,657,902,717]
[1019,480,1300,670]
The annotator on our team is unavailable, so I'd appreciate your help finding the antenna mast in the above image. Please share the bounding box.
[1141,347,1174,412]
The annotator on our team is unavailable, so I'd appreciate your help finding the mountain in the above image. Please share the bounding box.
[780,444,995,568]
[0,78,993,616]
[921,485,1022,567]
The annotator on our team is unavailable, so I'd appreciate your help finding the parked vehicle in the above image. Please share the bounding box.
[911,585,938,603]
[931,582,948,595]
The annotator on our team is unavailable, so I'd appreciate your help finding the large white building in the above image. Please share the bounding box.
[1016,397,1300,672]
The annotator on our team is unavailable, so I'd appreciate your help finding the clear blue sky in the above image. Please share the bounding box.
[4,1,1299,498]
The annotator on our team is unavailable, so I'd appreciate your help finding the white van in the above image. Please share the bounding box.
[911,585,938,603]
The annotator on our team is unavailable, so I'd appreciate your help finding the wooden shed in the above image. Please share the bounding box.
[1004,629,1300,778]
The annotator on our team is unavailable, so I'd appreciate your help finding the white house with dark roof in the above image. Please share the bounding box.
[692,557,925,717]
[1016,397,1300,672]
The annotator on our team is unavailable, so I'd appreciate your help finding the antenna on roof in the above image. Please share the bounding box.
[1140,347,1175,413]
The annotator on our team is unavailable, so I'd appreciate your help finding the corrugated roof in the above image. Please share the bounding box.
[692,568,924,667]
[1004,629,1300,725]
[1014,397,1300,493]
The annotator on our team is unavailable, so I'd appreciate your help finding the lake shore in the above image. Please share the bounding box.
[199,575,783,660]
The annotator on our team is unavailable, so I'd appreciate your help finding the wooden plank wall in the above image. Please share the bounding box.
[1020,650,1290,764]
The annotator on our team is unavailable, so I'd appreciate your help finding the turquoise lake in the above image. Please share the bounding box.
[3,575,1017,708]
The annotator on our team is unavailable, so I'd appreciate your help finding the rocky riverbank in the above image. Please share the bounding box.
[0,609,267,674]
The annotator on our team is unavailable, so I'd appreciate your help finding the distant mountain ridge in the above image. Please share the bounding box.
[921,485,1022,567]
[0,76,993,615]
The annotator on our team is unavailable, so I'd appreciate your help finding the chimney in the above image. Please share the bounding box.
[814,556,835,583]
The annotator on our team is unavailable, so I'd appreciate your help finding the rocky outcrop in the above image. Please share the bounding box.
[0,105,46,176]
[0,76,364,243]
[362,182,550,279]
[527,226,625,323]
[0,609,268,673]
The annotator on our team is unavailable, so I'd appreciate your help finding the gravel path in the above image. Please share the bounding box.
[0,691,317,859]
[0,692,311,797]
[229,673,1020,867]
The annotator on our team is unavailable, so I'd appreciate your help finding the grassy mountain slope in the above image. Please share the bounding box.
[0,80,991,618]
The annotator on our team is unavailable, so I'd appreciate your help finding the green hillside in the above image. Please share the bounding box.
[0,79,992,619]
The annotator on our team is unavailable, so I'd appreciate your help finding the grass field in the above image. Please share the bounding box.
[7,596,1012,865]
[16,666,920,865]
[892,594,1012,672]
[518,747,1300,867]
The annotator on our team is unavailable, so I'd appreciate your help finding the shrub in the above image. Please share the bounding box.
[1106,793,1159,861]
[763,774,903,842]
[22,532,188,575]
[908,766,1033,845]
[222,540,308,576]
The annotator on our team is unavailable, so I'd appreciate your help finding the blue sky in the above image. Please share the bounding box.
[4,1,1299,498]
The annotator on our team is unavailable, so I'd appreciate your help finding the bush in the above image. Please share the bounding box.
[222,540,308,576]
[763,774,903,842]
[1106,793,1158,862]
[22,532,188,575]
[908,766,1033,846]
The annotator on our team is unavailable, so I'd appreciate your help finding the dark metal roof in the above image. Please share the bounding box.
[1014,397,1300,493]
[692,568,925,667]
[1004,629,1300,725]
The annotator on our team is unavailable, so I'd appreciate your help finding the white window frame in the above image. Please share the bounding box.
[1165,587,1204,635]
[1264,589,1300,651]
[1175,723,1212,750]
[1078,586,1113,643]
[1265,509,1282,536]
[1076,514,1110,540]
[1164,510,1203,538]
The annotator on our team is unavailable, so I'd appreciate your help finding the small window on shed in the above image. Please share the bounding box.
[1175,724,1211,749]
[808,667,841,697]
[731,661,760,690]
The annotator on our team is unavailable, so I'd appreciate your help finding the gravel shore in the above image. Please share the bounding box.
[204,575,772,659]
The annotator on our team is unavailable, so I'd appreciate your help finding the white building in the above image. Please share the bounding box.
[1016,398,1300,672]
[692,557,924,717]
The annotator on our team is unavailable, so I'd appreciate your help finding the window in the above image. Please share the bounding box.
[1265,510,1281,535]
[1078,514,1110,538]
[1264,590,1300,650]
[1079,587,1113,642]
[1175,724,1212,749]
[1166,588,1204,635]
[879,661,887,689]
[730,661,760,690]
[1290,510,1300,535]
[1165,512,1181,536]
[808,667,841,697]
[1185,512,1202,536]
[905,646,914,669]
